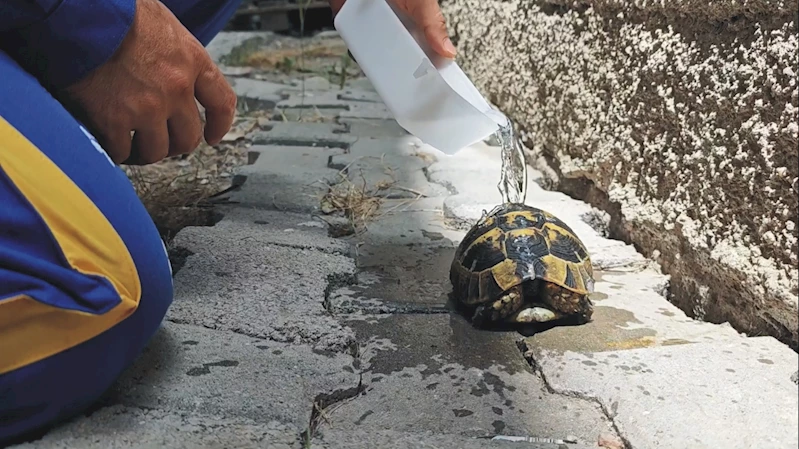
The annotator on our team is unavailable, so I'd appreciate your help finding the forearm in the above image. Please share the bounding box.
[0,0,136,90]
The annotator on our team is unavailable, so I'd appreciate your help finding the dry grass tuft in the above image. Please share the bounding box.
[242,42,348,71]
[318,156,425,235]
[125,141,249,241]
[320,173,383,232]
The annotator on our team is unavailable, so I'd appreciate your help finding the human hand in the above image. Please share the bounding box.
[57,0,237,165]
[328,0,456,59]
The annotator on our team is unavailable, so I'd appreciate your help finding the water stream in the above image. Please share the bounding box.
[494,117,528,205]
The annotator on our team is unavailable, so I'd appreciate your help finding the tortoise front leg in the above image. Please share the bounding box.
[471,284,524,326]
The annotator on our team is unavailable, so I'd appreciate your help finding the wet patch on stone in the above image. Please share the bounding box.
[521,305,657,354]
[344,313,531,377]
[328,245,456,313]
[185,360,240,377]
[453,409,474,417]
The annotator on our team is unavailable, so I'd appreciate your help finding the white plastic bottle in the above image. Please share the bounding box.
[333,0,506,154]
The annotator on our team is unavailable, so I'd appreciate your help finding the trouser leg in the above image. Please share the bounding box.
[0,50,174,444]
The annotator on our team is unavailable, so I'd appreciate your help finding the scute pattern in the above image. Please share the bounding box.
[451,203,594,307]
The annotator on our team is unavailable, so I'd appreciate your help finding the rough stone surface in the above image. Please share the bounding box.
[524,336,799,449]
[11,406,300,449]
[205,31,277,64]
[523,269,744,354]
[336,89,383,103]
[442,0,799,349]
[170,208,356,351]
[228,77,290,111]
[251,121,356,149]
[328,245,455,313]
[346,136,429,158]
[338,118,409,138]
[349,198,463,248]
[312,429,593,449]
[110,323,358,430]
[320,313,617,444]
[329,153,449,199]
[231,145,344,212]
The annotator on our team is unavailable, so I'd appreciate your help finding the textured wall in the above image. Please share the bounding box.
[441,0,798,349]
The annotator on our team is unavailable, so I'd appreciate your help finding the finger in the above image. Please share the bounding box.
[127,125,170,165]
[329,0,346,15]
[167,97,204,157]
[194,56,237,146]
[405,0,456,58]
[96,128,134,164]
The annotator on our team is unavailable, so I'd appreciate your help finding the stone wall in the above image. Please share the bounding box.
[441,0,798,349]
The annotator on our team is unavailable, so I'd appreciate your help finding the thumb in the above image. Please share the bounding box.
[329,0,346,15]
[406,0,456,58]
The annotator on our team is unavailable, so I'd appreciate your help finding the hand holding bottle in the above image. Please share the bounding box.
[329,0,457,59]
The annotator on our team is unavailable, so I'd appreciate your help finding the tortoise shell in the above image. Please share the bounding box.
[450,203,594,305]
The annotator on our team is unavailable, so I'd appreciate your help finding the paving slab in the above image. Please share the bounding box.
[340,102,395,120]
[338,118,410,138]
[328,245,454,313]
[274,107,348,122]
[14,405,300,449]
[231,145,344,212]
[311,429,596,449]
[276,91,394,120]
[278,91,349,108]
[336,90,383,103]
[342,77,379,92]
[426,143,504,203]
[195,206,350,255]
[329,153,449,199]
[228,77,291,111]
[206,31,277,64]
[520,268,743,355]
[169,208,356,351]
[345,136,428,158]
[251,121,356,149]
[285,75,332,91]
[351,198,464,247]
[320,313,617,444]
[523,336,799,449]
[105,323,359,430]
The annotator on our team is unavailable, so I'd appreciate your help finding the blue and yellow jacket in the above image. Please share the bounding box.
[0,0,136,90]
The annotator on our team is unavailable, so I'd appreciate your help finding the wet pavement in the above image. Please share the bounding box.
[12,31,799,449]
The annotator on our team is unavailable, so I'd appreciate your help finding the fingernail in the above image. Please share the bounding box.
[443,38,457,57]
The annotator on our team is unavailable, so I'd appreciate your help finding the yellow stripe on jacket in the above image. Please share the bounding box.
[0,117,141,375]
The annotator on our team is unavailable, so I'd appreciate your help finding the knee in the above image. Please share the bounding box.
[135,236,175,327]
[0,251,173,444]
[0,226,174,444]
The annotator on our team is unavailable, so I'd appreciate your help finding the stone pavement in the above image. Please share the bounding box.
[13,32,798,449]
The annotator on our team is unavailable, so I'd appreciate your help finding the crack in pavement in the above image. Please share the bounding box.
[422,166,458,195]
[516,340,634,449]
[163,318,356,354]
[300,350,368,446]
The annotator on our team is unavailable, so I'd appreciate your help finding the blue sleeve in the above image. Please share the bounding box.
[0,0,136,90]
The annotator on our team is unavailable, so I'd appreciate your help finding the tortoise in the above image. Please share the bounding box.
[450,202,595,327]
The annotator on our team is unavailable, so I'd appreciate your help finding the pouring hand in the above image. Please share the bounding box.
[329,0,457,59]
